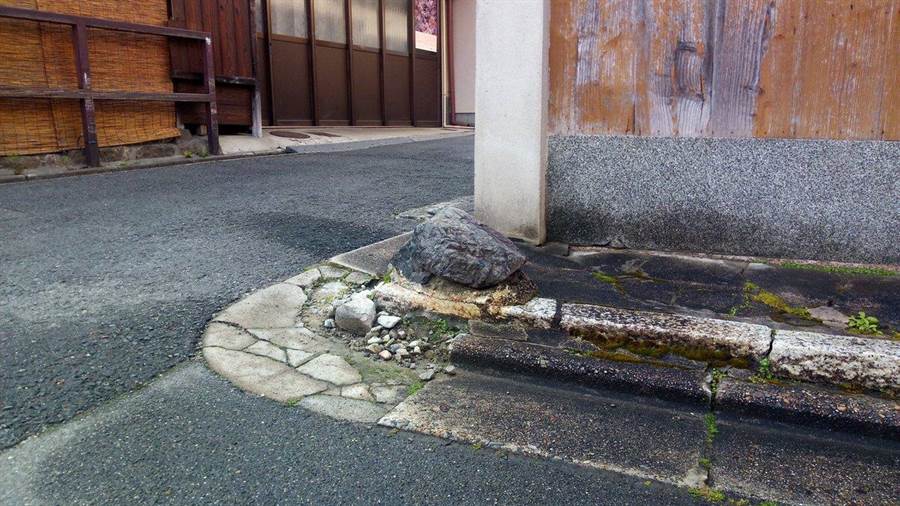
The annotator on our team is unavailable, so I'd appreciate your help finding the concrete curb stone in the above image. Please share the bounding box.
[769,329,900,395]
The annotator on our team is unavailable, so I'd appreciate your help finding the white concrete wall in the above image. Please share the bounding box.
[474,0,549,243]
[451,0,476,114]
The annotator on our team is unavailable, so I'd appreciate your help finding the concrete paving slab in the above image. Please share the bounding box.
[711,417,900,505]
[254,370,330,402]
[769,329,900,394]
[244,340,287,363]
[318,265,348,280]
[299,395,390,423]
[202,322,257,350]
[213,283,307,329]
[296,354,362,386]
[286,349,316,367]
[204,347,287,381]
[379,370,708,485]
[248,327,333,352]
[285,268,321,288]
[329,232,411,276]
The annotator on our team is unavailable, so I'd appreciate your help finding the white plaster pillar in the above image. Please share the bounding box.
[473,0,550,243]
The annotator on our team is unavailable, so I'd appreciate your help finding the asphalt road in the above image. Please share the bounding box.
[1,136,707,504]
[1,137,474,448]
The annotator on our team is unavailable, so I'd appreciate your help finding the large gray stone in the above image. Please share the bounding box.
[392,207,526,289]
[334,293,376,335]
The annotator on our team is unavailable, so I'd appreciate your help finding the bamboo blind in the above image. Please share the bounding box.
[0,0,179,156]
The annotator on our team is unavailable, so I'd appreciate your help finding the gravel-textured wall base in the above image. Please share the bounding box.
[548,135,899,263]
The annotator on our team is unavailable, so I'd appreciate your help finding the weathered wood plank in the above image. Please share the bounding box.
[548,0,899,141]
[574,0,638,135]
[548,0,577,134]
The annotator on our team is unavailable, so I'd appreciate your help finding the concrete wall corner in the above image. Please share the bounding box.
[473,0,549,244]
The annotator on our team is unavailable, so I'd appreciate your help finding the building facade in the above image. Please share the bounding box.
[475,0,899,264]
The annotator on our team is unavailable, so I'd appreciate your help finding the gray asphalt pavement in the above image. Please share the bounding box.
[1,138,473,448]
[0,136,709,504]
[0,362,706,505]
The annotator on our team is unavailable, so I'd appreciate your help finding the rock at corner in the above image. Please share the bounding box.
[335,292,376,335]
[391,207,527,289]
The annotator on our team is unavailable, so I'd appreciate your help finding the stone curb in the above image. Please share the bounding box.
[716,378,900,440]
[451,334,900,440]
[450,335,710,407]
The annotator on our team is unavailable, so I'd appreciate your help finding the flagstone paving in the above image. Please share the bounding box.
[202,264,421,419]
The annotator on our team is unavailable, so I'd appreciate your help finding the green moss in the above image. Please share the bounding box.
[690,487,726,502]
[741,282,818,322]
[591,271,620,285]
[775,261,895,277]
[704,413,718,444]
[406,380,425,396]
[576,332,750,369]
[710,368,726,395]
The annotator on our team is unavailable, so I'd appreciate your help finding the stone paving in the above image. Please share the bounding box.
[203,264,416,423]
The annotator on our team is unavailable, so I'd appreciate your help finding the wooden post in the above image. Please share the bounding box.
[345,0,355,125]
[202,36,221,155]
[72,23,100,167]
[378,0,387,125]
[308,0,320,125]
[407,0,416,126]
[249,0,263,136]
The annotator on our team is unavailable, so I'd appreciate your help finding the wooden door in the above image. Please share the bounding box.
[268,0,314,125]
[263,0,437,126]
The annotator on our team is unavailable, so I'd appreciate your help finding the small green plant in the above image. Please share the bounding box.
[471,442,483,450]
[709,368,726,395]
[198,150,209,158]
[286,399,301,407]
[406,380,425,396]
[699,457,711,470]
[704,413,718,444]
[689,487,726,502]
[427,318,453,335]
[847,312,882,336]
[756,358,774,380]
[757,501,779,506]
[381,270,393,284]
[182,150,194,158]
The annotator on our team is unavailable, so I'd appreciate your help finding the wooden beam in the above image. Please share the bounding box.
[378,0,387,125]
[0,88,214,102]
[345,0,355,125]
[202,36,222,155]
[72,23,99,167]
[308,0,320,125]
[0,5,210,40]
[408,0,416,126]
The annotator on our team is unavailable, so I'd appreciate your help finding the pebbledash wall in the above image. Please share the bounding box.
[475,0,899,264]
